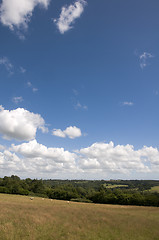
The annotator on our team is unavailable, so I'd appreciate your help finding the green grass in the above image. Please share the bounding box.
[103,183,128,188]
[0,193,159,240]
[150,186,159,193]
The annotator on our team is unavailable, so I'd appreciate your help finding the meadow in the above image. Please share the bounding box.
[150,186,159,193]
[0,194,159,240]
[103,183,128,189]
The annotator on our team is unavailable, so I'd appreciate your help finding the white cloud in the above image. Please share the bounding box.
[1,140,77,177]
[0,106,47,141]
[138,146,159,166]
[19,66,26,73]
[32,87,38,92]
[139,52,154,69]
[39,125,49,134]
[9,139,77,174]
[77,142,156,174]
[27,81,38,93]
[0,140,159,178]
[11,139,76,162]
[52,126,82,139]
[0,56,14,74]
[54,0,87,34]
[0,0,50,30]
[27,81,32,87]
[12,96,24,104]
[73,89,79,96]
[75,101,88,110]
[0,150,21,172]
[0,105,4,111]
[52,129,66,138]
[0,144,5,151]
[64,126,82,139]
[122,101,134,106]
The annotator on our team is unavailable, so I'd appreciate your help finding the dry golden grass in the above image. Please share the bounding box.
[0,193,159,240]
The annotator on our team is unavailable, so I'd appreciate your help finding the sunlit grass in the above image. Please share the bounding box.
[0,193,159,240]
[103,183,128,188]
[150,186,159,193]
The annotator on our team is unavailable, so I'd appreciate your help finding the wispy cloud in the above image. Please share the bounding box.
[0,144,5,151]
[27,81,32,87]
[54,0,87,34]
[122,101,134,106]
[0,56,14,74]
[19,66,26,73]
[52,126,82,139]
[72,88,88,110]
[73,89,79,96]
[74,101,88,110]
[139,52,154,69]
[12,96,24,104]
[0,57,27,75]
[32,88,38,93]
[27,81,38,93]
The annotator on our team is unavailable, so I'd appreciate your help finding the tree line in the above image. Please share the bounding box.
[0,175,159,207]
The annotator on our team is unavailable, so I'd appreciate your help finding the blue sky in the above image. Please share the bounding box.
[0,0,159,179]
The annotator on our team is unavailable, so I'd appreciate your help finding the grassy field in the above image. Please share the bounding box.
[103,183,128,189]
[150,186,159,193]
[0,194,159,240]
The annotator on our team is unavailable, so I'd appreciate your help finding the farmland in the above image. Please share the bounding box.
[103,183,128,188]
[150,186,159,193]
[0,193,159,240]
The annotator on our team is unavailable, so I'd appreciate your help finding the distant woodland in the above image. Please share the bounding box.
[0,175,159,207]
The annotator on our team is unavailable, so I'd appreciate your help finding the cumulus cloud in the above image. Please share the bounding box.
[1,140,78,177]
[0,150,21,171]
[12,96,24,104]
[52,129,66,138]
[139,52,154,69]
[0,0,50,30]
[11,139,76,162]
[138,146,159,166]
[0,140,159,178]
[64,126,82,139]
[52,126,82,139]
[0,56,14,74]
[54,0,87,34]
[0,106,47,141]
[10,139,77,174]
[77,142,153,174]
